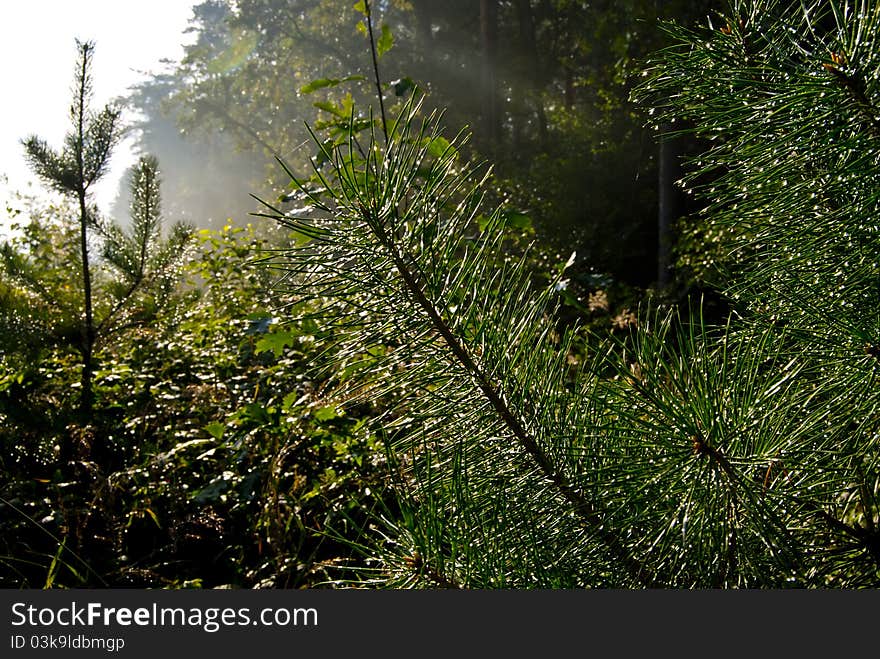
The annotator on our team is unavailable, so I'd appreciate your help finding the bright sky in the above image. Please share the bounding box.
[0,1,198,229]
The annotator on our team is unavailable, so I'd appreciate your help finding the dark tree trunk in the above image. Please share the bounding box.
[75,50,95,418]
[480,0,501,151]
[564,67,575,109]
[657,125,683,288]
[514,0,548,149]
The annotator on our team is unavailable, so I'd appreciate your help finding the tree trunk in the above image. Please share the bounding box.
[657,125,683,288]
[75,50,95,418]
[480,0,501,152]
[77,190,95,417]
[514,0,548,150]
[564,67,575,108]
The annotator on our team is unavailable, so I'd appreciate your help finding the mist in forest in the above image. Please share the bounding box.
[115,0,721,284]
[109,86,274,232]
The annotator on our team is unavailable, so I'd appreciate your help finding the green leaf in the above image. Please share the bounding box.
[426,135,455,159]
[353,0,366,15]
[556,288,590,315]
[313,405,341,422]
[193,480,228,503]
[313,101,346,117]
[377,24,394,58]
[203,422,226,440]
[500,211,533,232]
[238,472,261,501]
[255,330,297,358]
[300,78,337,94]
[289,229,314,246]
[391,77,416,97]
[282,391,303,412]
[240,402,271,425]
[300,75,365,95]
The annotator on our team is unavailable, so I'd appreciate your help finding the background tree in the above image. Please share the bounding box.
[117,70,268,228]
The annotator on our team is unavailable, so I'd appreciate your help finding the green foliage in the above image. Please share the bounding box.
[0,222,388,587]
[258,18,879,586]
[257,97,666,586]
[1,198,81,356]
[300,75,367,95]
[3,0,877,591]
[0,34,393,590]
[630,1,880,583]
[638,1,879,344]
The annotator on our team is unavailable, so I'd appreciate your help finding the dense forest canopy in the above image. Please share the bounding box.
[1,0,877,589]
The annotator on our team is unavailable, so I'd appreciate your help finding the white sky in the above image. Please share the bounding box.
[0,1,198,229]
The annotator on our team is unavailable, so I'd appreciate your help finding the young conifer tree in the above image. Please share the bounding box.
[99,155,193,332]
[15,40,192,418]
[21,39,119,415]
[260,0,878,587]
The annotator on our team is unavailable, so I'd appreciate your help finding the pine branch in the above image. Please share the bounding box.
[257,98,666,587]
[630,0,879,585]
[823,59,880,138]
[368,209,658,586]
[257,0,880,585]
[363,0,389,143]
